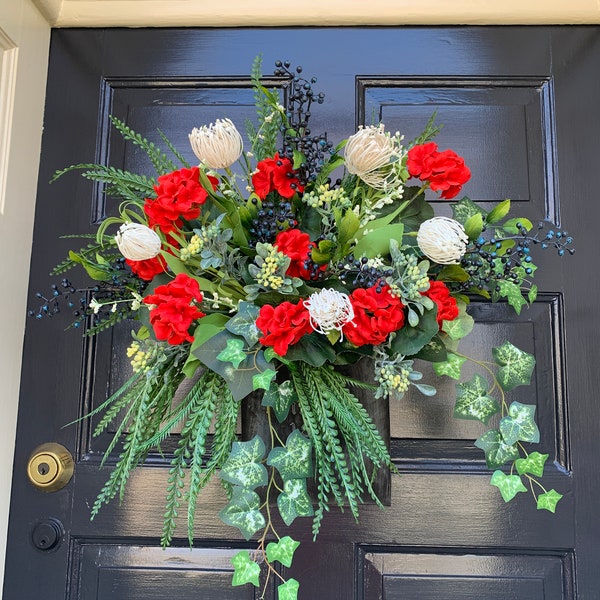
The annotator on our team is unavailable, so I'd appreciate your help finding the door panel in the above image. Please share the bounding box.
[5,27,597,598]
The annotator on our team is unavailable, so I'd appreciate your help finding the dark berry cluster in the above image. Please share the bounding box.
[248,198,297,246]
[28,278,87,325]
[274,60,334,185]
[337,256,393,291]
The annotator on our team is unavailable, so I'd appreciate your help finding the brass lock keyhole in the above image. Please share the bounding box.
[27,443,74,492]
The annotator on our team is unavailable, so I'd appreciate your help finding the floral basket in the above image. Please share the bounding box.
[32,57,574,599]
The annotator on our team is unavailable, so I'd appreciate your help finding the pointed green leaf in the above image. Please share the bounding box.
[216,338,247,368]
[528,284,538,304]
[492,341,535,391]
[499,401,540,445]
[266,536,300,568]
[253,368,276,391]
[452,197,487,224]
[474,429,520,469]
[268,430,313,480]
[337,207,361,247]
[220,436,268,490]
[537,489,563,513]
[231,550,261,587]
[262,379,298,423]
[454,373,500,424]
[278,578,300,600]
[464,212,484,241]
[502,217,533,234]
[219,487,265,539]
[496,280,527,314]
[433,352,466,380]
[442,302,474,340]
[490,470,527,502]
[438,264,470,282]
[390,305,439,356]
[515,452,548,477]
[277,478,314,526]
[353,223,404,259]
[225,302,261,346]
[486,199,511,224]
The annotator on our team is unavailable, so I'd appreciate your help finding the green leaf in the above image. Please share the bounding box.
[278,578,300,600]
[464,212,484,241]
[262,379,298,423]
[441,302,474,341]
[454,373,500,424]
[353,223,404,259]
[492,341,536,391]
[499,401,540,445]
[490,470,527,502]
[438,264,470,282]
[528,284,538,304]
[515,452,548,477]
[216,338,247,368]
[219,487,266,540]
[414,334,448,362]
[277,478,314,526]
[537,489,563,513]
[337,208,361,247]
[266,535,300,568]
[253,368,276,391]
[502,217,533,234]
[231,550,260,587]
[389,306,439,356]
[452,197,487,224]
[67,250,111,281]
[268,430,313,480]
[282,333,337,367]
[496,280,528,315]
[220,436,268,490]
[225,302,261,346]
[486,199,511,224]
[433,352,466,380]
[474,429,520,469]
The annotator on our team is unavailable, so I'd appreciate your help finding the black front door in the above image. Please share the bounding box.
[4,27,598,599]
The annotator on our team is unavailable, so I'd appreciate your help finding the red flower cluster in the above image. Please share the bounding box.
[144,167,218,233]
[143,273,205,345]
[422,280,459,327]
[274,229,325,280]
[342,285,405,347]
[256,300,312,356]
[252,153,304,199]
[126,255,167,281]
[407,142,471,200]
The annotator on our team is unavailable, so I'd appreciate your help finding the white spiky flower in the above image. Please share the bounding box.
[304,289,355,336]
[417,217,469,264]
[189,118,243,169]
[115,223,162,261]
[344,124,404,189]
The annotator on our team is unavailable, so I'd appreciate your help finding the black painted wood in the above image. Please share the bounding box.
[4,27,599,599]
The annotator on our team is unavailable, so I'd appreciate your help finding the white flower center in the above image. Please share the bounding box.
[304,289,354,336]
[115,222,162,261]
[417,217,469,264]
[189,118,243,170]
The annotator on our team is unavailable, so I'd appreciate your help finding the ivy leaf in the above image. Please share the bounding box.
[490,470,527,502]
[537,489,563,513]
[474,429,520,468]
[452,197,487,224]
[219,487,265,540]
[266,535,300,568]
[515,452,548,477]
[220,436,268,490]
[528,284,538,304]
[433,352,466,380]
[253,368,276,391]
[499,401,540,445]
[231,550,260,587]
[268,430,313,480]
[454,373,500,424]
[225,302,261,346]
[442,302,474,341]
[415,334,448,362]
[262,379,298,423]
[216,338,247,368]
[492,341,536,391]
[277,478,314,526]
[278,578,300,600]
[496,280,527,314]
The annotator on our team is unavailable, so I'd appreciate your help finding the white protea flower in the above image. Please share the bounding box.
[114,223,162,261]
[344,124,404,189]
[417,217,469,264]
[189,118,243,169]
[304,288,354,336]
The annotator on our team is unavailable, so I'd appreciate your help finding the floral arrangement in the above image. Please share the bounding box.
[35,57,574,599]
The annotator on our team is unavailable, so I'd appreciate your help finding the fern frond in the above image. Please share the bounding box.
[158,129,190,168]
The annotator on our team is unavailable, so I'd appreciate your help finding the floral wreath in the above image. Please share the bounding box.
[33,57,574,599]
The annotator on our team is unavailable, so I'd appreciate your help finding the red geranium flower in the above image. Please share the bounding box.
[143,273,205,345]
[407,142,470,200]
[342,285,405,347]
[144,167,218,233]
[252,153,304,199]
[422,280,459,327]
[274,229,326,280]
[126,255,167,281]
[256,299,312,356]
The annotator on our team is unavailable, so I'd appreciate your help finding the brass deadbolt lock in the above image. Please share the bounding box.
[27,443,74,492]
